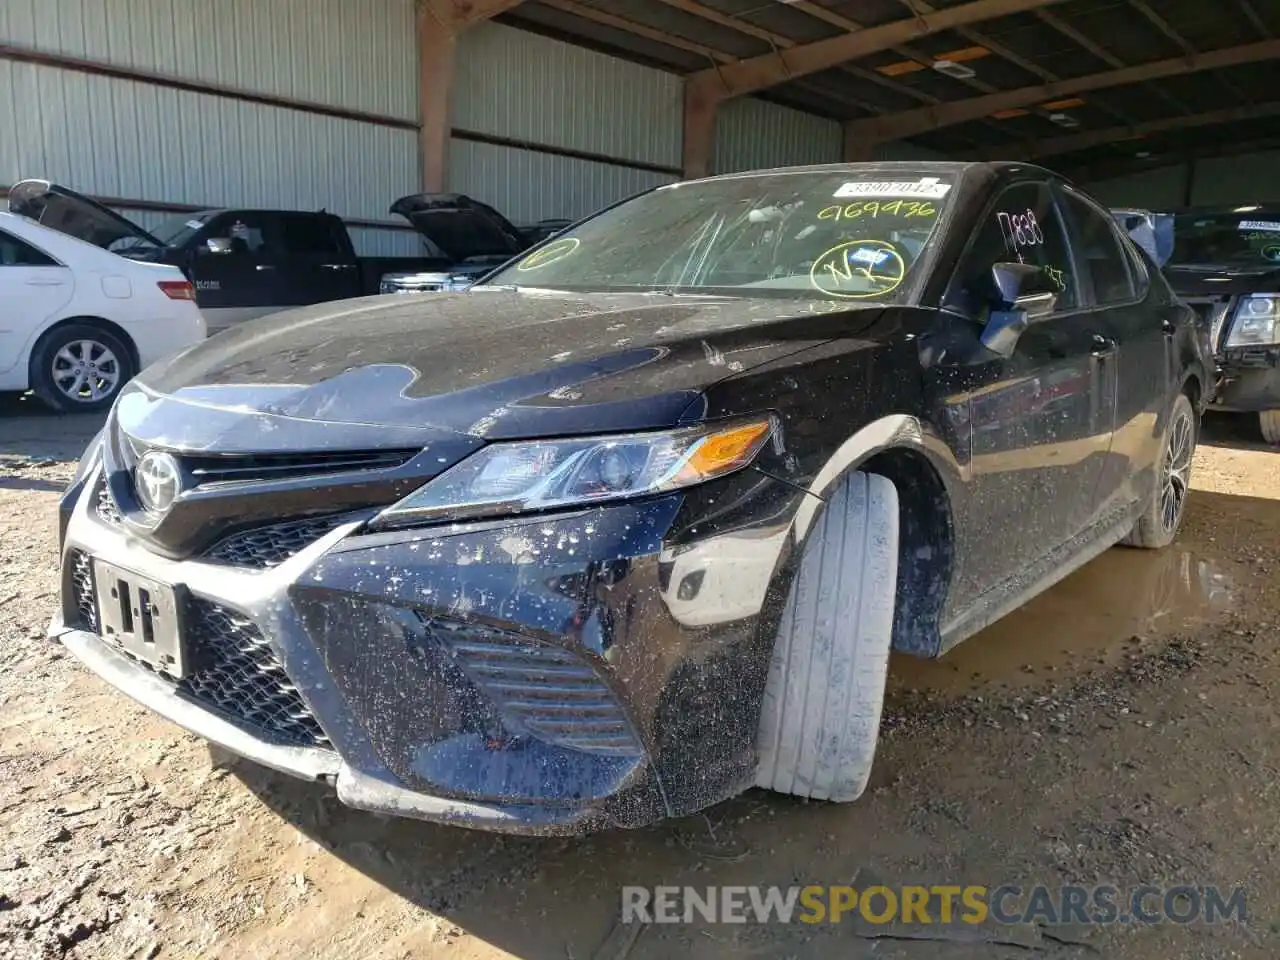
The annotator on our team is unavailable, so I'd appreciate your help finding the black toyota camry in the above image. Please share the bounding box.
[53,161,1209,834]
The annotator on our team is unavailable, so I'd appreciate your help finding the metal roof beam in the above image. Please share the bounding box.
[422,0,526,29]
[988,101,1280,159]
[1237,0,1273,38]
[844,38,1280,144]
[686,0,1069,102]
[1062,135,1280,183]
[1127,0,1195,54]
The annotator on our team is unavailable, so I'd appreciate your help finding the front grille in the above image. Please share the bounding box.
[203,514,356,569]
[96,482,122,526]
[427,619,642,757]
[184,449,418,486]
[181,599,330,747]
[70,550,97,631]
[67,563,329,748]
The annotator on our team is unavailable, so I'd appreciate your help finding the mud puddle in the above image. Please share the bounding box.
[888,546,1234,696]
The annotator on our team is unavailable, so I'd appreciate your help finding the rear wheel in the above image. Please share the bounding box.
[754,472,899,803]
[1123,392,1196,550]
[1260,410,1280,445]
[30,324,135,413]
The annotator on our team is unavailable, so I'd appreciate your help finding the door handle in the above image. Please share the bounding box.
[25,278,67,286]
[255,264,276,272]
[321,264,354,271]
[1091,334,1117,358]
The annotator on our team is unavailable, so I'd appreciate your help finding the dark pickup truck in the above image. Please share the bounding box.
[7,181,558,334]
[1149,206,1280,444]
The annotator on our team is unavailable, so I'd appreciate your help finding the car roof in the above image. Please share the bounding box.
[1166,205,1280,216]
[692,159,1062,183]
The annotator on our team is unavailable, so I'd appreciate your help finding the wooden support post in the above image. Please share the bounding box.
[418,13,457,193]
[682,80,719,180]
[842,122,876,162]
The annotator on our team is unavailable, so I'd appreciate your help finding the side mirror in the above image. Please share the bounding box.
[979,262,1063,358]
[203,237,234,256]
[990,262,1061,319]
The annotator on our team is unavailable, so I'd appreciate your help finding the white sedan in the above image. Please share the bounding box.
[0,208,206,412]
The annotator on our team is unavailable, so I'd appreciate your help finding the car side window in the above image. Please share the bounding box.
[950,182,1076,316]
[0,228,59,267]
[1059,189,1137,305]
[203,213,278,256]
[279,214,345,256]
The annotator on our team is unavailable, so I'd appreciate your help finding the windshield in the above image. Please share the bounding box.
[482,171,956,301]
[1169,213,1280,267]
[148,213,215,248]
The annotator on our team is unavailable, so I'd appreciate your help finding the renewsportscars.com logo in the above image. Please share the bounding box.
[621,884,1247,926]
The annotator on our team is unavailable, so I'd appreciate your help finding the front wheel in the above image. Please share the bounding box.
[30,324,135,413]
[1123,392,1196,550]
[754,471,899,803]
[1260,410,1280,445]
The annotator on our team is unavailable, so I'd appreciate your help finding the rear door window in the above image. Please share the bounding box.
[0,229,59,267]
[1059,189,1138,306]
[279,214,345,256]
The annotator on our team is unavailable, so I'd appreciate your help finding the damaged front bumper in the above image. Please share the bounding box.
[1211,345,1280,412]
[52,463,805,834]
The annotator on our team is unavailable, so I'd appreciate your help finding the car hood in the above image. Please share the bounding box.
[132,290,876,447]
[1164,263,1280,297]
[389,192,530,262]
[7,179,165,252]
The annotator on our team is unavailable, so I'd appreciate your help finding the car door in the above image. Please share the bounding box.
[0,227,74,374]
[931,180,1115,602]
[1057,185,1172,517]
[187,212,284,334]
[275,213,361,307]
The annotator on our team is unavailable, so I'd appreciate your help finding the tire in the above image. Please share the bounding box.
[1123,392,1196,550]
[754,471,899,803]
[1260,410,1280,445]
[29,323,135,414]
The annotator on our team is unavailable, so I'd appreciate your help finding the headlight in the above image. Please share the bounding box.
[1225,295,1280,346]
[372,417,775,530]
[67,429,105,491]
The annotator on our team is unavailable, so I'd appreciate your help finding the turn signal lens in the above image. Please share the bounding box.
[674,420,774,486]
[157,280,196,301]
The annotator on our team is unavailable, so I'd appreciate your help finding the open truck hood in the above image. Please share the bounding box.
[389,192,532,263]
[7,179,165,252]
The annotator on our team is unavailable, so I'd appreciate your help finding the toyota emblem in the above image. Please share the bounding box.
[134,451,183,515]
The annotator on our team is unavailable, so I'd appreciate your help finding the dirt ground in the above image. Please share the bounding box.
[2,391,1279,960]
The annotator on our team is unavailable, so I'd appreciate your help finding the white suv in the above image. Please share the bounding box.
[0,208,206,412]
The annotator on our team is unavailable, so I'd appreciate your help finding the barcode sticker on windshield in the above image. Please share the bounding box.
[1238,220,1280,232]
[850,247,891,267]
[834,178,951,200]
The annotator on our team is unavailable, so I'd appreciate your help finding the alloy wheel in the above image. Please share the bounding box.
[1160,408,1193,534]
[51,339,121,404]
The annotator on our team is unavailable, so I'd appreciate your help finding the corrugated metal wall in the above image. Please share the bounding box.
[1084,152,1280,208]
[448,139,673,225]
[3,3,880,250]
[0,0,420,255]
[449,22,682,222]
[712,98,842,174]
[0,0,418,120]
